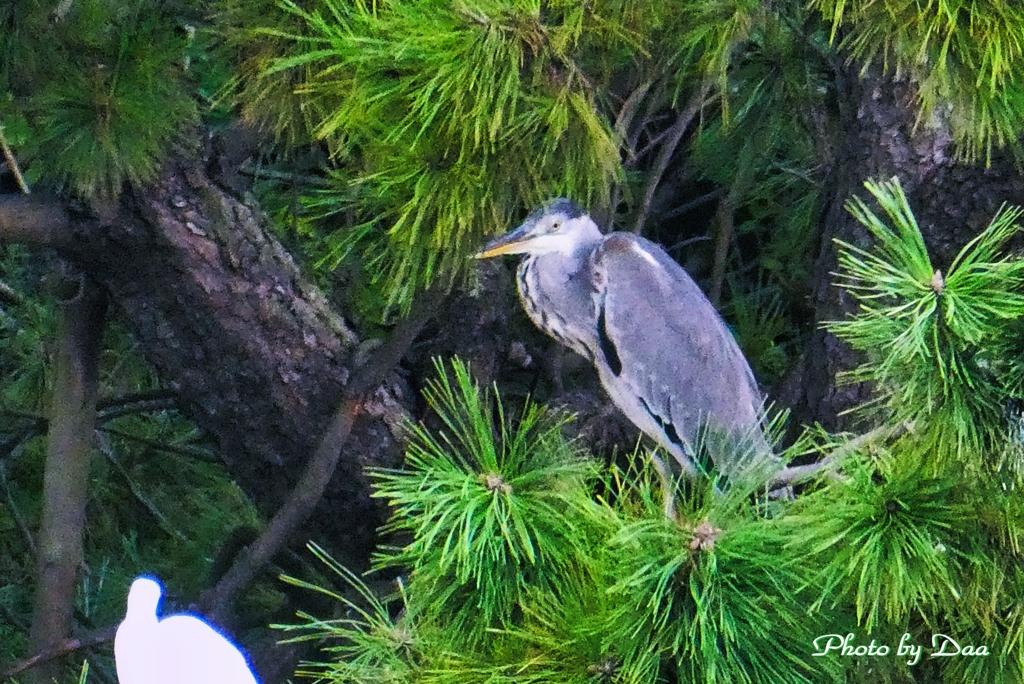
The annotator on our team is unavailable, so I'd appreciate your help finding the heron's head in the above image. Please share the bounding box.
[126,576,163,619]
[476,198,601,259]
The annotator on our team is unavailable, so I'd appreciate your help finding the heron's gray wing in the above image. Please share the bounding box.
[590,233,766,472]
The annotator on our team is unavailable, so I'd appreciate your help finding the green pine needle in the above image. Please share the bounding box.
[810,0,1024,163]
[369,357,600,644]
[606,509,827,684]
[788,454,965,633]
[828,177,1024,460]
[275,543,420,684]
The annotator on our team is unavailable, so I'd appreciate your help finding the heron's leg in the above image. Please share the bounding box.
[547,345,566,395]
[648,452,676,521]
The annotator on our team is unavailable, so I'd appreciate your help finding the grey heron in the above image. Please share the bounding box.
[477,198,778,489]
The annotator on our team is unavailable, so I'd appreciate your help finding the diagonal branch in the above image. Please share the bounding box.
[200,287,446,622]
[631,80,714,235]
[0,195,71,245]
[0,125,30,195]
[0,625,117,682]
[768,423,906,488]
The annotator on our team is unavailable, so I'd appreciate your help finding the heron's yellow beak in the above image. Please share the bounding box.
[475,223,535,259]
[475,242,524,259]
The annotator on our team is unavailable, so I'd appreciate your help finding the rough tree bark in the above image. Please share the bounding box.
[781,66,1024,431]
[0,144,631,682]
[0,158,415,681]
[1,160,411,562]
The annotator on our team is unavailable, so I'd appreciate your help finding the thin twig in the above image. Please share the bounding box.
[627,79,667,160]
[0,124,30,195]
[0,448,36,557]
[50,0,75,22]
[709,179,742,307]
[96,389,179,421]
[614,81,653,162]
[94,431,192,544]
[661,189,724,221]
[0,279,24,306]
[630,125,676,166]
[237,163,331,188]
[631,80,714,235]
[768,423,906,488]
[0,625,117,681]
[607,80,653,228]
[95,427,218,462]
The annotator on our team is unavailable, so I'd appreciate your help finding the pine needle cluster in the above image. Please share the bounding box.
[828,177,1024,464]
[254,0,624,313]
[1,0,198,199]
[283,359,836,683]
[369,358,601,645]
[228,0,771,315]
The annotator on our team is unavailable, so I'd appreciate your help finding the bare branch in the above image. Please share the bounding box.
[238,163,331,188]
[0,453,37,557]
[660,189,724,221]
[96,389,179,421]
[613,81,652,162]
[606,80,653,228]
[0,126,30,195]
[51,0,75,23]
[709,181,741,307]
[94,430,192,544]
[631,80,715,235]
[768,423,906,488]
[0,625,117,682]
[28,271,106,679]
[95,426,218,462]
[0,279,24,306]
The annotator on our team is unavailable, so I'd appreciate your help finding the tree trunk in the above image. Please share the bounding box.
[27,266,105,684]
[782,65,1024,431]
[0,159,411,573]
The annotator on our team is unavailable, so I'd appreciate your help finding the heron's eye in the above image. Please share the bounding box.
[550,221,561,232]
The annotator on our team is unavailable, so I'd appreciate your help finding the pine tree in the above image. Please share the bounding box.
[3,1,1024,682]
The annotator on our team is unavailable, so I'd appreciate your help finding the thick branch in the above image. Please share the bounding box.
[0,195,70,245]
[27,268,106,683]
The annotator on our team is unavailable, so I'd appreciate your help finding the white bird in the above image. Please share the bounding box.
[115,576,259,684]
